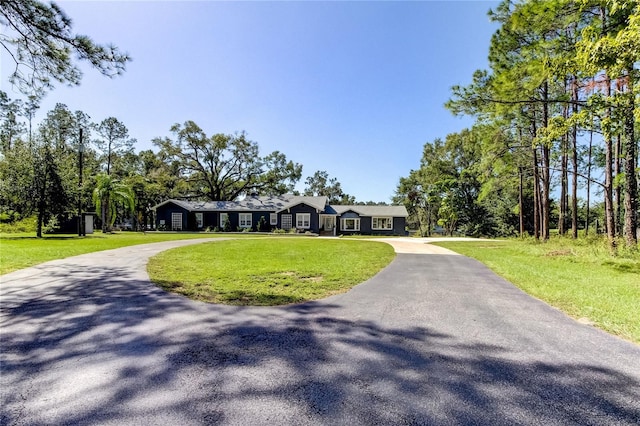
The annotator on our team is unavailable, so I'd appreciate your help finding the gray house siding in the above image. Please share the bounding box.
[393,217,406,235]
[156,202,190,231]
[153,196,407,235]
[203,212,218,230]
[226,212,240,231]
[272,212,292,231]
[192,211,218,230]
[365,216,405,235]
[156,207,217,231]
[361,217,373,234]
[285,203,320,233]
[254,212,271,231]
[222,211,270,231]
[338,211,361,235]
[337,211,407,235]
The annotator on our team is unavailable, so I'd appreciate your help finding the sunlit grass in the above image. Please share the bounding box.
[0,232,259,275]
[433,237,640,344]
[147,238,395,306]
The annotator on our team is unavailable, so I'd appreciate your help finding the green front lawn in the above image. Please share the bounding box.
[433,239,640,344]
[147,238,395,306]
[0,232,251,275]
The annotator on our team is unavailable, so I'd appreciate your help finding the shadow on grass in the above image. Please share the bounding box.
[154,280,307,306]
[1,262,639,425]
[216,289,306,306]
[601,260,640,274]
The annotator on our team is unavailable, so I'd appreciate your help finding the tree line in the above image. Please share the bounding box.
[395,0,639,252]
[0,100,380,235]
[5,0,636,247]
[1,0,387,238]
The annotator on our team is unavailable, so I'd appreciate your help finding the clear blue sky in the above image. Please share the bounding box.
[1,0,500,203]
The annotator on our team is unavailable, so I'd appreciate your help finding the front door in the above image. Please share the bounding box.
[324,216,334,230]
[322,216,335,235]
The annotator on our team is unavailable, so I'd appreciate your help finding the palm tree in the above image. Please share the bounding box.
[92,173,135,232]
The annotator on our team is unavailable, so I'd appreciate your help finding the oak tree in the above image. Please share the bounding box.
[154,121,302,201]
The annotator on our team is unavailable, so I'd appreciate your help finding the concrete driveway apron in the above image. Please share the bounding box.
[1,237,639,425]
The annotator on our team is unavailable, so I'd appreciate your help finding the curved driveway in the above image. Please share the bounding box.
[1,237,639,425]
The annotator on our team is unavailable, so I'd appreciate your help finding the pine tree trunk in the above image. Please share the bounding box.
[559,134,568,236]
[571,137,578,239]
[533,147,540,240]
[519,167,525,237]
[585,125,593,235]
[542,144,551,240]
[614,135,622,235]
[603,75,617,253]
[559,90,569,236]
[571,78,579,239]
[622,78,638,247]
[541,81,550,240]
[107,140,112,176]
[604,133,617,252]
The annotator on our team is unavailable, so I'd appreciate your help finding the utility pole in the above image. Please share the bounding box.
[78,128,85,236]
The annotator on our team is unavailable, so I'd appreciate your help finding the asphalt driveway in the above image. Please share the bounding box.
[1,237,639,425]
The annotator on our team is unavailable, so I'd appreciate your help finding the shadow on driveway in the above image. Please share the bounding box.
[2,261,639,425]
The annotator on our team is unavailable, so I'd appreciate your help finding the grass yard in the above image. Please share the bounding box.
[147,238,395,306]
[433,238,640,344]
[0,232,257,275]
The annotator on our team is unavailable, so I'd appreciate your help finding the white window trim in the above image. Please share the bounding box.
[239,213,252,228]
[220,213,228,228]
[296,213,311,229]
[340,218,360,231]
[372,216,393,230]
[270,213,278,225]
[195,212,204,229]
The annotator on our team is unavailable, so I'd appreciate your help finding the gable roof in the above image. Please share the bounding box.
[331,205,409,217]
[274,195,328,212]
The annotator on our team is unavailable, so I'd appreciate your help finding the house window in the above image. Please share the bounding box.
[372,217,393,230]
[281,214,292,230]
[296,213,311,229]
[341,218,360,231]
[239,213,252,228]
[171,212,182,230]
[270,213,278,226]
[195,212,203,229]
[220,213,228,229]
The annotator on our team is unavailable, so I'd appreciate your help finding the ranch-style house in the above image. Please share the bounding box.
[153,194,408,236]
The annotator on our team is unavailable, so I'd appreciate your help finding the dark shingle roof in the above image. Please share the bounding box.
[153,196,408,217]
[153,195,328,212]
